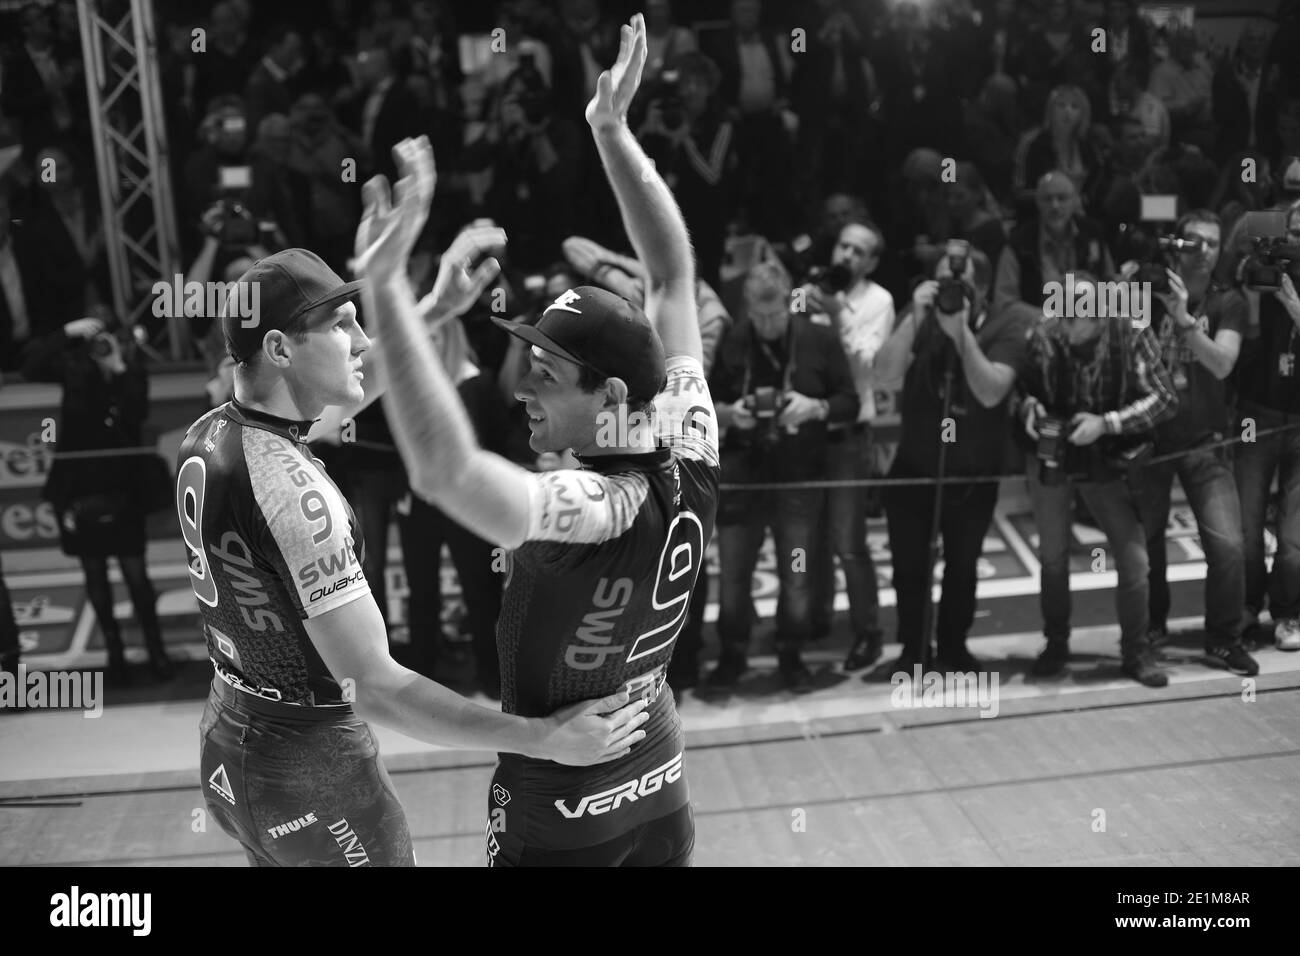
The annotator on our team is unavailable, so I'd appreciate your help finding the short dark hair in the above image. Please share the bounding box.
[842,219,887,257]
[669,51,721,93]
[1175,208,1221,238]
[229,306,316,367]
[575,363,660,415]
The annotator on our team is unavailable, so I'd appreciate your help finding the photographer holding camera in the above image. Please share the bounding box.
[708,261,859,691]
[874,244,1027,675]
[484,57,582,270]
[21,311,173,686]
[1232,198,1300,651]
[1138,210,1259,675]
[637,52,737,288]
[799,221,893,670]
[1016,273,1178,686]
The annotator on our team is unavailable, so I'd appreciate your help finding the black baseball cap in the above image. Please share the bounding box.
[492,286,667,400]
[221,249,363,364]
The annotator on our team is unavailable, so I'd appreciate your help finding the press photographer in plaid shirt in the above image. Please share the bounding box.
[1016,272,1179,686]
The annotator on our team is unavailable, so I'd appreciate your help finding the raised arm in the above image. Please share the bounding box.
[351,138,537,553]
[586,14,701,363]
[306,221,506,444]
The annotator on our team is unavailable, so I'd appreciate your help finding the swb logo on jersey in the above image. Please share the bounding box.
[555,752,684,818]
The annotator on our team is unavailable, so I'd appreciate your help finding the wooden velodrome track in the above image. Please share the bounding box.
[3,617,1300,866]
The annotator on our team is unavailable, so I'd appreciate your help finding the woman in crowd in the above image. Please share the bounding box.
[1014,84,1104,217]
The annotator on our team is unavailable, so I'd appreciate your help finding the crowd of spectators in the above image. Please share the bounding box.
[2,0,1300,695]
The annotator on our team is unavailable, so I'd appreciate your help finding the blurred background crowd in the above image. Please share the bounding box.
[2,0,1299,699]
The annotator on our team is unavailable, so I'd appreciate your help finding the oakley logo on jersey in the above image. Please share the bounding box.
[267,812,318,840]
[566,576,633,670]
[297,538,362,589]
[554,752,684,818]
[327,818,371,867]
[492,784,511,806]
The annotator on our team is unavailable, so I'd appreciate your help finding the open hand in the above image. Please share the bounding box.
[416,222,506,329]
[541,690,650,766]
[1157,269,1191,327]
[353,136,436,281]
[585,14,648,134]
[1275,273,1300,326]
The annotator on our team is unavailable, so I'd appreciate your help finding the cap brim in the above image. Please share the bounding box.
[490,315,589,369]
[294,279,365,323]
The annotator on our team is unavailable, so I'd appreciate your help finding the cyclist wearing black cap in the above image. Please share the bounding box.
[360,15,719,866]
[176,243,653,866]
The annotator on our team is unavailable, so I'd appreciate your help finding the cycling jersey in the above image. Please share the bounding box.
[175,399,371,705]
[177,399,413,866]
[490,356,719,855]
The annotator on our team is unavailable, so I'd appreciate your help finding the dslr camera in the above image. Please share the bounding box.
[935,239,973,314]
[506,52,550,125]
[742,386,787,445]
[204,198,259,246]
[805,262,853,295]
[219,199,258,245]
[649,68,686,132]
[1237,210,1300,292]
[1128,233,1202,295]
[1117,195,1200,296]
[89,332,118,360]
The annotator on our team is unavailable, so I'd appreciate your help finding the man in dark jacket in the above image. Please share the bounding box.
[874,246,1029,675]
[994,171,1114,322]
[707,261,859,691]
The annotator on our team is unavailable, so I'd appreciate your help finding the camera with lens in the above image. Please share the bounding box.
[650,68,685,132]
[1034,412,1068,485]
[742,385,787,445]
[1134,235,1202,294]
[934,240,973,315]
[90,332,117,360]
[1238,210,1300,292]
[214,198,257,245]
[805,262,853,295]
[506,53,550,126]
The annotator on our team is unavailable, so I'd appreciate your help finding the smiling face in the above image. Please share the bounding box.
[272,301,369,413]
[514,347,607,454]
